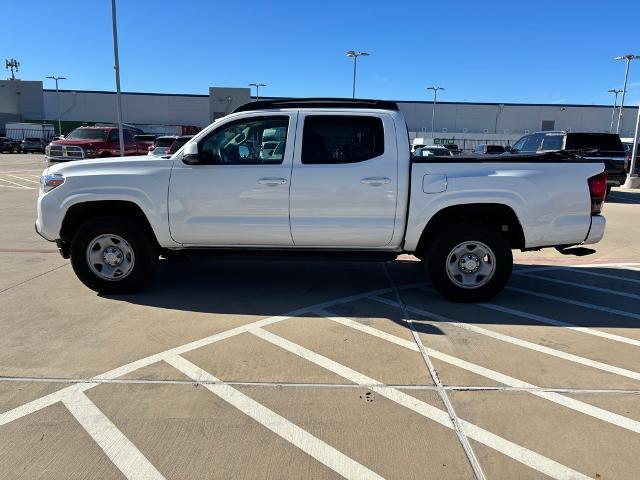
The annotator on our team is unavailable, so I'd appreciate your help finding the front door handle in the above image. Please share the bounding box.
[258,177,288,186]
[361,176,391,186]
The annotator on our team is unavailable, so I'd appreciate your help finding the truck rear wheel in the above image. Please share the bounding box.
[425,222,512,302]
[70,216,158,294]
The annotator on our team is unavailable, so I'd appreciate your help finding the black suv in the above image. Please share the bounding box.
[0,137,21,153]
[511,132,628,192]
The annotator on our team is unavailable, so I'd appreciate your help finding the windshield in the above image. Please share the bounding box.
[66,128,109,141]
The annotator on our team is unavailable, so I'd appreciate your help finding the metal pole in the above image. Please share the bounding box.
[55,80,62,135]
[111,0,125,157]
[628,106,640,179]
[431,90,436,137]
[610,91,619,133]
[256,85,260,101]
[352,55,357,98]
[617,58,631,134]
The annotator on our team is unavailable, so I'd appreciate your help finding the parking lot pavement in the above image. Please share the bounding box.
[1,154,640,479]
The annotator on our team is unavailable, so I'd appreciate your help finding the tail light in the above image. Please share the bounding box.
[588,172,607,215]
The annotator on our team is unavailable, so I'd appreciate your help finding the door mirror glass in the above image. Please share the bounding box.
[182,142,200,164]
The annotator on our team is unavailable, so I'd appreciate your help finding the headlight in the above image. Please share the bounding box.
[84,148,97,157]
[40,173,65,193]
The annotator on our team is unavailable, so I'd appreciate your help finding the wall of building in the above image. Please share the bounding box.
[36,87,640,138]
[0,80,45,124]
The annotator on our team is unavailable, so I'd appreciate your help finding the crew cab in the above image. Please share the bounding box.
[45,126,149,163]
[36,99,607,302]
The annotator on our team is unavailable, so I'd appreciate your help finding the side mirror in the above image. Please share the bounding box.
[504,145,512,153]
[182,142,199,164]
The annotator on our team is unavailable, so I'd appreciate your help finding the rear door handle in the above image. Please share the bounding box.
[361,176,391,186]
[258,177,288,186]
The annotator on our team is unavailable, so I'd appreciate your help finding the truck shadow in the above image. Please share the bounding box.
[103,259,640,334]
[606,190,640,204]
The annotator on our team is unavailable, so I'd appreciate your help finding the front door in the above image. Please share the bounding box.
[290,112,398,247]
[168,113,296,246]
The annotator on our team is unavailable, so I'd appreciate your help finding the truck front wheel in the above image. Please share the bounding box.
[70,216,158,294]
[425,223,512,303]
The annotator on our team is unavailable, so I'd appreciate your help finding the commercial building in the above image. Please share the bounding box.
[1,79,637,149]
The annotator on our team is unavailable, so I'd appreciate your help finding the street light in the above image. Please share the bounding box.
[427,86,445,138]
[45,75,66,135]
[615,54,640,134]
[111,0,125,157]
[607,89,623,133]
[346,51,369,98]
[248,83,267,101]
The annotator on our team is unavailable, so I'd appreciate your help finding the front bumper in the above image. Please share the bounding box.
[583,215,606,245]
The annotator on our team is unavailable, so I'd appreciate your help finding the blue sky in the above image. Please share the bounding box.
[3,0,640,105]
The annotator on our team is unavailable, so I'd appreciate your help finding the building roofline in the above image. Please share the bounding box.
[42,89,637,109]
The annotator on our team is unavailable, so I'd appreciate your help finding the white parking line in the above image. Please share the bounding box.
[251,328,591,480]
[506,286,640,320]
[63,389,166,480]
[0,282,425,427]
[371,295,640,383]
[318,311,640,434]
[476,302,640,347]
[520,266,640,285]
[515,272,640,300]
[6,174,40,184]
[166,355,384,480]
[0,177,33,189]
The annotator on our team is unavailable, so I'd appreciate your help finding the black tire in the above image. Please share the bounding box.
[70,216,158,294]
[425,222,512,303]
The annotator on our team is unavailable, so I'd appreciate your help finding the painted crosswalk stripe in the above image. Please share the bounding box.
[63,389,165,480]
[515,271,640,300]
[318,310,640,434]
[371,295,640,383]
[505,286,640,320]
[166,355,384,480]
[251,328,590,480]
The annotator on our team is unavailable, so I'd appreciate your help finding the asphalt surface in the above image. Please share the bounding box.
[1,154,640,480]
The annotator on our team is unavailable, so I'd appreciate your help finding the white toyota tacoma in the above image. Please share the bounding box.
[36,99,607,302]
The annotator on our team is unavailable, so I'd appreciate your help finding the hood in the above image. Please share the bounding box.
[46,155,168,176]
[51,139,106,147]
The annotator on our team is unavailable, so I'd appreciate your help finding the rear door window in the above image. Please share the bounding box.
[565,134,624,152]
[301,115,384,164]
[540,135,564,151]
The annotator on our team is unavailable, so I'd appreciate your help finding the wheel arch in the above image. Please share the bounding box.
[414,203,525,259]
[59,200,160,257]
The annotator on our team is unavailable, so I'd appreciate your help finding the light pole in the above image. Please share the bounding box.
[248,83,266,101]
[46,75,66,135]
[615,54,640,135]
[607,89,622,133]
[427,86,445,138]
[346,51,369,98]
[111,0,125,157]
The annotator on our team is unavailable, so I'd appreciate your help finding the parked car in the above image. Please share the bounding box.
[414,146,453,157]
[147,135,178,156]
[45,126,150,163]
[133,134,157,150]
[21,137,47,153]
[165,135,194,156]
[511,131,627,193]
[36,98,606,302]
[0,137,22,153]
[442,144,462,155]
[472,144,506,155]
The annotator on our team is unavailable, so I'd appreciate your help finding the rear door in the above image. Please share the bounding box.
[290,112,398,247]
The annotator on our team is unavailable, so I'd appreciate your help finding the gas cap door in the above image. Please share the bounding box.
[422,174,448,194]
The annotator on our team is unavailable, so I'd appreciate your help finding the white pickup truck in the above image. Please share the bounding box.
[36,99,607,302]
